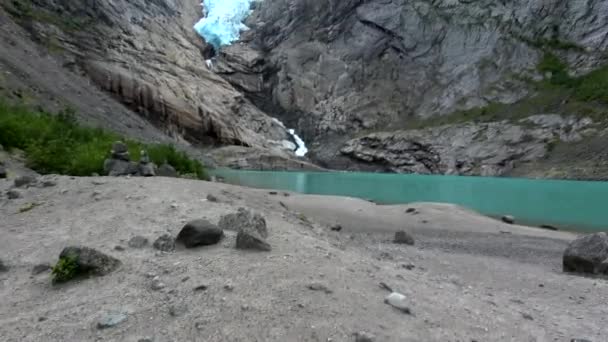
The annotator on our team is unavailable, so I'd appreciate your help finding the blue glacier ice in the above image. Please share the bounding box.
[194,0,255,50]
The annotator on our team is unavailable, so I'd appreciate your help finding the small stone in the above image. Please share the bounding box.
[193,284,209,291]
[501,215,515,224]
[137,338,153,342]
[168,303,188,317]
[7,189,21,199]
[0,259,8,272]
[224,283,234,291]
[354,331,376,342]
[38,316,47,322]
[0,166,6,179]
[97,312,127,329]
[384,292,412,314]
[181,276,190,282]
[570,339,592,342]
[522,313,534,320]
[540,224,558,231]
[176,219,224,248]
[31,263,52,275]
[241,304,250,311]
[114,245,125,251]
[268,191,278,195]
[206,194,219,202]
[405,208,416,214]
[393,231,415,245]
[307,283,332,294]
[402,263,415,270]
[128,236,149,249]
[14,175,36,188]
[330,224,342,232]
[41,180,57,187]
[153,234,175,252]
[150,277,166,291]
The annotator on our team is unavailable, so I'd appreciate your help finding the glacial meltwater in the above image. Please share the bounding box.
[213,169,608,232]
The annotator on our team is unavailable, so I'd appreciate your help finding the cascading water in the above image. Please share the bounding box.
[194,0,308,157]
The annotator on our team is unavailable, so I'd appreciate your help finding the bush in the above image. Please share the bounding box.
[51,255,78,283]
[0,100,208,179]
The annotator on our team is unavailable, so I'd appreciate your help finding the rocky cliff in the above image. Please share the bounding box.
[218,0,608,177]
[3,0,608,178]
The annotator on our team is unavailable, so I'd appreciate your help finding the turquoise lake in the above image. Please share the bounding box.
[212,169,608,232]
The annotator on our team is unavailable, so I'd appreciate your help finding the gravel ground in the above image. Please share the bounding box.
[0,176,606,342]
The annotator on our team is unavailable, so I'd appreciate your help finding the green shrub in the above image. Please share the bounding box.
[51,255,78,283]
[0,99,208,179]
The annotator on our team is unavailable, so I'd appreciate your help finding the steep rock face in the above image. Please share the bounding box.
[338,115,595,176]
[5,0,290,150]
[224,0,608,159]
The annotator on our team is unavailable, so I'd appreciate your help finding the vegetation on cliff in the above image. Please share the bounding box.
[0,99,207,179]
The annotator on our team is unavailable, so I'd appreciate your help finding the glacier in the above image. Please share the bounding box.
[194,0,255,50]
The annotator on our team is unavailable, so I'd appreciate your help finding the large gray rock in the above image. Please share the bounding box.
[219,208,268,238]
[176,219,224,248]
[236,228,272,252]
[220,208,271,251]
[56,246,121,280]
[563,232,608,276]
[156,163,178,178]
[138,162,156,177]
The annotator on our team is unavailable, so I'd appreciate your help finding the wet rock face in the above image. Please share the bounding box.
[337,116,594,176]
[563,232,608,276]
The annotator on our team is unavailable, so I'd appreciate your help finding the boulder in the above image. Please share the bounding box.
[176,219,224,248]
[236,228,271,251]
[103,158,138,176]
[138,162,156,177]
[563,232,608,276]
[54,246,121,282]
[128,236,149,249]
[156,163,178,177]
[393,231,415,245]
[219,208,268,238]
[153,234,175,252]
